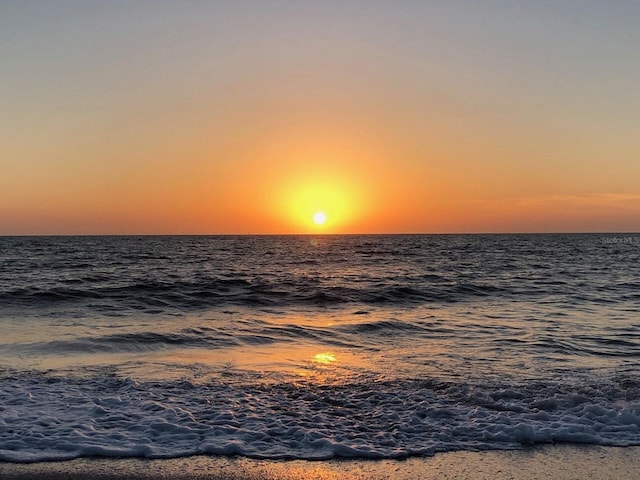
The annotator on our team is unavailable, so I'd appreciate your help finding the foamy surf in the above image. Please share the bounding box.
[1,372,639,463]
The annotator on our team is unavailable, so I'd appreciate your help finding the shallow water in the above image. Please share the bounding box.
[0,234,639,461]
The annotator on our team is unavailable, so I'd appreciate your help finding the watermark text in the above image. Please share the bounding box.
[602,236,640,245]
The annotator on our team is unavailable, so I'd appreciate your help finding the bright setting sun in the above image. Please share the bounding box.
[272,171,368,233]
[313,211,327,225]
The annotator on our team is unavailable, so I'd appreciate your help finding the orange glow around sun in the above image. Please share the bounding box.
[275,175,363,233]
[238,125,397,234]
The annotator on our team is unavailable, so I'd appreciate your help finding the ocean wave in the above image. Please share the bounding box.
[0,279,540,314]
[2,321,360,356]
[0,373,638,463]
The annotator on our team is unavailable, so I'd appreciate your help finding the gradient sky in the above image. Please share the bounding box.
[2,1,639,234]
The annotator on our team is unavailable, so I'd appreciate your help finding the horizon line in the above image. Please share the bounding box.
[1,231,639,238]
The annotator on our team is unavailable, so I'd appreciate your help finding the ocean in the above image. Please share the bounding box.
[0,234,638,462]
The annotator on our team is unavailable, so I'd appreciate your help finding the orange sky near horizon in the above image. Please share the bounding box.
[1,2,639,235]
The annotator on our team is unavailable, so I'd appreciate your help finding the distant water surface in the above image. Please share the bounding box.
[0,234,638,462]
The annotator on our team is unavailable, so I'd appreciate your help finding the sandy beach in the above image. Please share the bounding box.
[2,445,639,480]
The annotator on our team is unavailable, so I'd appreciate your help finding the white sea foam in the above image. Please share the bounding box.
[0,374,638,463]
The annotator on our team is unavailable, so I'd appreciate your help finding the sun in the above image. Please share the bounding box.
[313,211,327,225]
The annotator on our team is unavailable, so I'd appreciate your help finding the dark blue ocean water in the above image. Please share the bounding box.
[0,234,639,462]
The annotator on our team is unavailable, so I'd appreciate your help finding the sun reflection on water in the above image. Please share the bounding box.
[312,352,337,365]
[293,351,344,385]
[145,342,379,387]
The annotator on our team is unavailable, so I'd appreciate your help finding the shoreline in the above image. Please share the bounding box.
[2,445,639,480]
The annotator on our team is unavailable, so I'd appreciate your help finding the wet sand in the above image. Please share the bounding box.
[1,445,639,480]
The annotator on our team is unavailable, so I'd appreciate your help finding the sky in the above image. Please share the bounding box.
[1,1,639,234]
